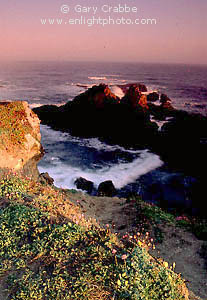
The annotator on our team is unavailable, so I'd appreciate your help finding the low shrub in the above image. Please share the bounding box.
[0,175,188,299]
[0,173,29,201]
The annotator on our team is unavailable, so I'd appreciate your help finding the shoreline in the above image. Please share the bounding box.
[0,100,206,299]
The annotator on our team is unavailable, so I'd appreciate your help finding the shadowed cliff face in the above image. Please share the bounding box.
[0,101,44,178]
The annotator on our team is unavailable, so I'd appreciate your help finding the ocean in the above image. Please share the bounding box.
[0,61,206,201]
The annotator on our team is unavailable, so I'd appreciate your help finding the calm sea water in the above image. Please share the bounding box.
[0,61,206,196]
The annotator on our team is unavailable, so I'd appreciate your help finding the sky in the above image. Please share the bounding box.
[0,0,207,64]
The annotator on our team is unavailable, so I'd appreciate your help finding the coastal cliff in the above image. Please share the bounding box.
[0,101,43,178]
[0,99,192,300]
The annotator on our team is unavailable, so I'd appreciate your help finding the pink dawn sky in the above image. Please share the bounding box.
[0,0,207,64]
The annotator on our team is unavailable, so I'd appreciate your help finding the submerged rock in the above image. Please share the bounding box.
[74,177,94,193]
[97,180,117,197]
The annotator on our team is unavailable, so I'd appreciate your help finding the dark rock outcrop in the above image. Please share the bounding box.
[33,83,207,184]
[121,85,148,109]
[153,111,207,178]
[148,97,175,121]
[118,83,147,94]
[97,180,117,197]
[147,92,159,102]
[34,84,158,148]
[70,84,120,109]
[74,177,94,194]
[160,94,174,110]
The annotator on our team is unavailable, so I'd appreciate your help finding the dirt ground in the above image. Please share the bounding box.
[67,192,207,300]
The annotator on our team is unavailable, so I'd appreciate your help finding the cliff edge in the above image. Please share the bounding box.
[0,101,43,178]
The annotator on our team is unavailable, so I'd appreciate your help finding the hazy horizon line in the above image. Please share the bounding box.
[0,59,207,67]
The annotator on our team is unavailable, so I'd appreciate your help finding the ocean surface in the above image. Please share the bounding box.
[0,61,206,197]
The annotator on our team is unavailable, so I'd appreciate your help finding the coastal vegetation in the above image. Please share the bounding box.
[0,173,188,300]
[1,88,207,299]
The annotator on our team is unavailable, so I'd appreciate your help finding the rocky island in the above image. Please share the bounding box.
[34,83,207,216]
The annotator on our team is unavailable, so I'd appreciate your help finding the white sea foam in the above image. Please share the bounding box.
[110,86,125,98]
[39,151,163,188]
[74,83,94,89]
[150,116,174,131]
[38,150,163,190]
[75,81,127,90]
[38,125,163,190]
[29,102,66,109]
[88,77,107,80]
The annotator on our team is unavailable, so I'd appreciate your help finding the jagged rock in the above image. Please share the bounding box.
[160,94,171,103]
[148,93,175,120]
[139,94,148,109]
[68,84,120,109]
[40,172,54,185]
[74,177,94,193]
[118,83,147,94]
[34,84,158,148]
[147,92,159,102]
[148,103,168,120]
[0,101,43,179]
[160,94,174,110]
[122,85,148,109]
[97,180,117,197]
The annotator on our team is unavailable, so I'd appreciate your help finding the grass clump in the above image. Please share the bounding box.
[134,197,207,243]
[134,198,176,243]
[0,173,29,201]
[0,174,188,300]
[136,199,175,225]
